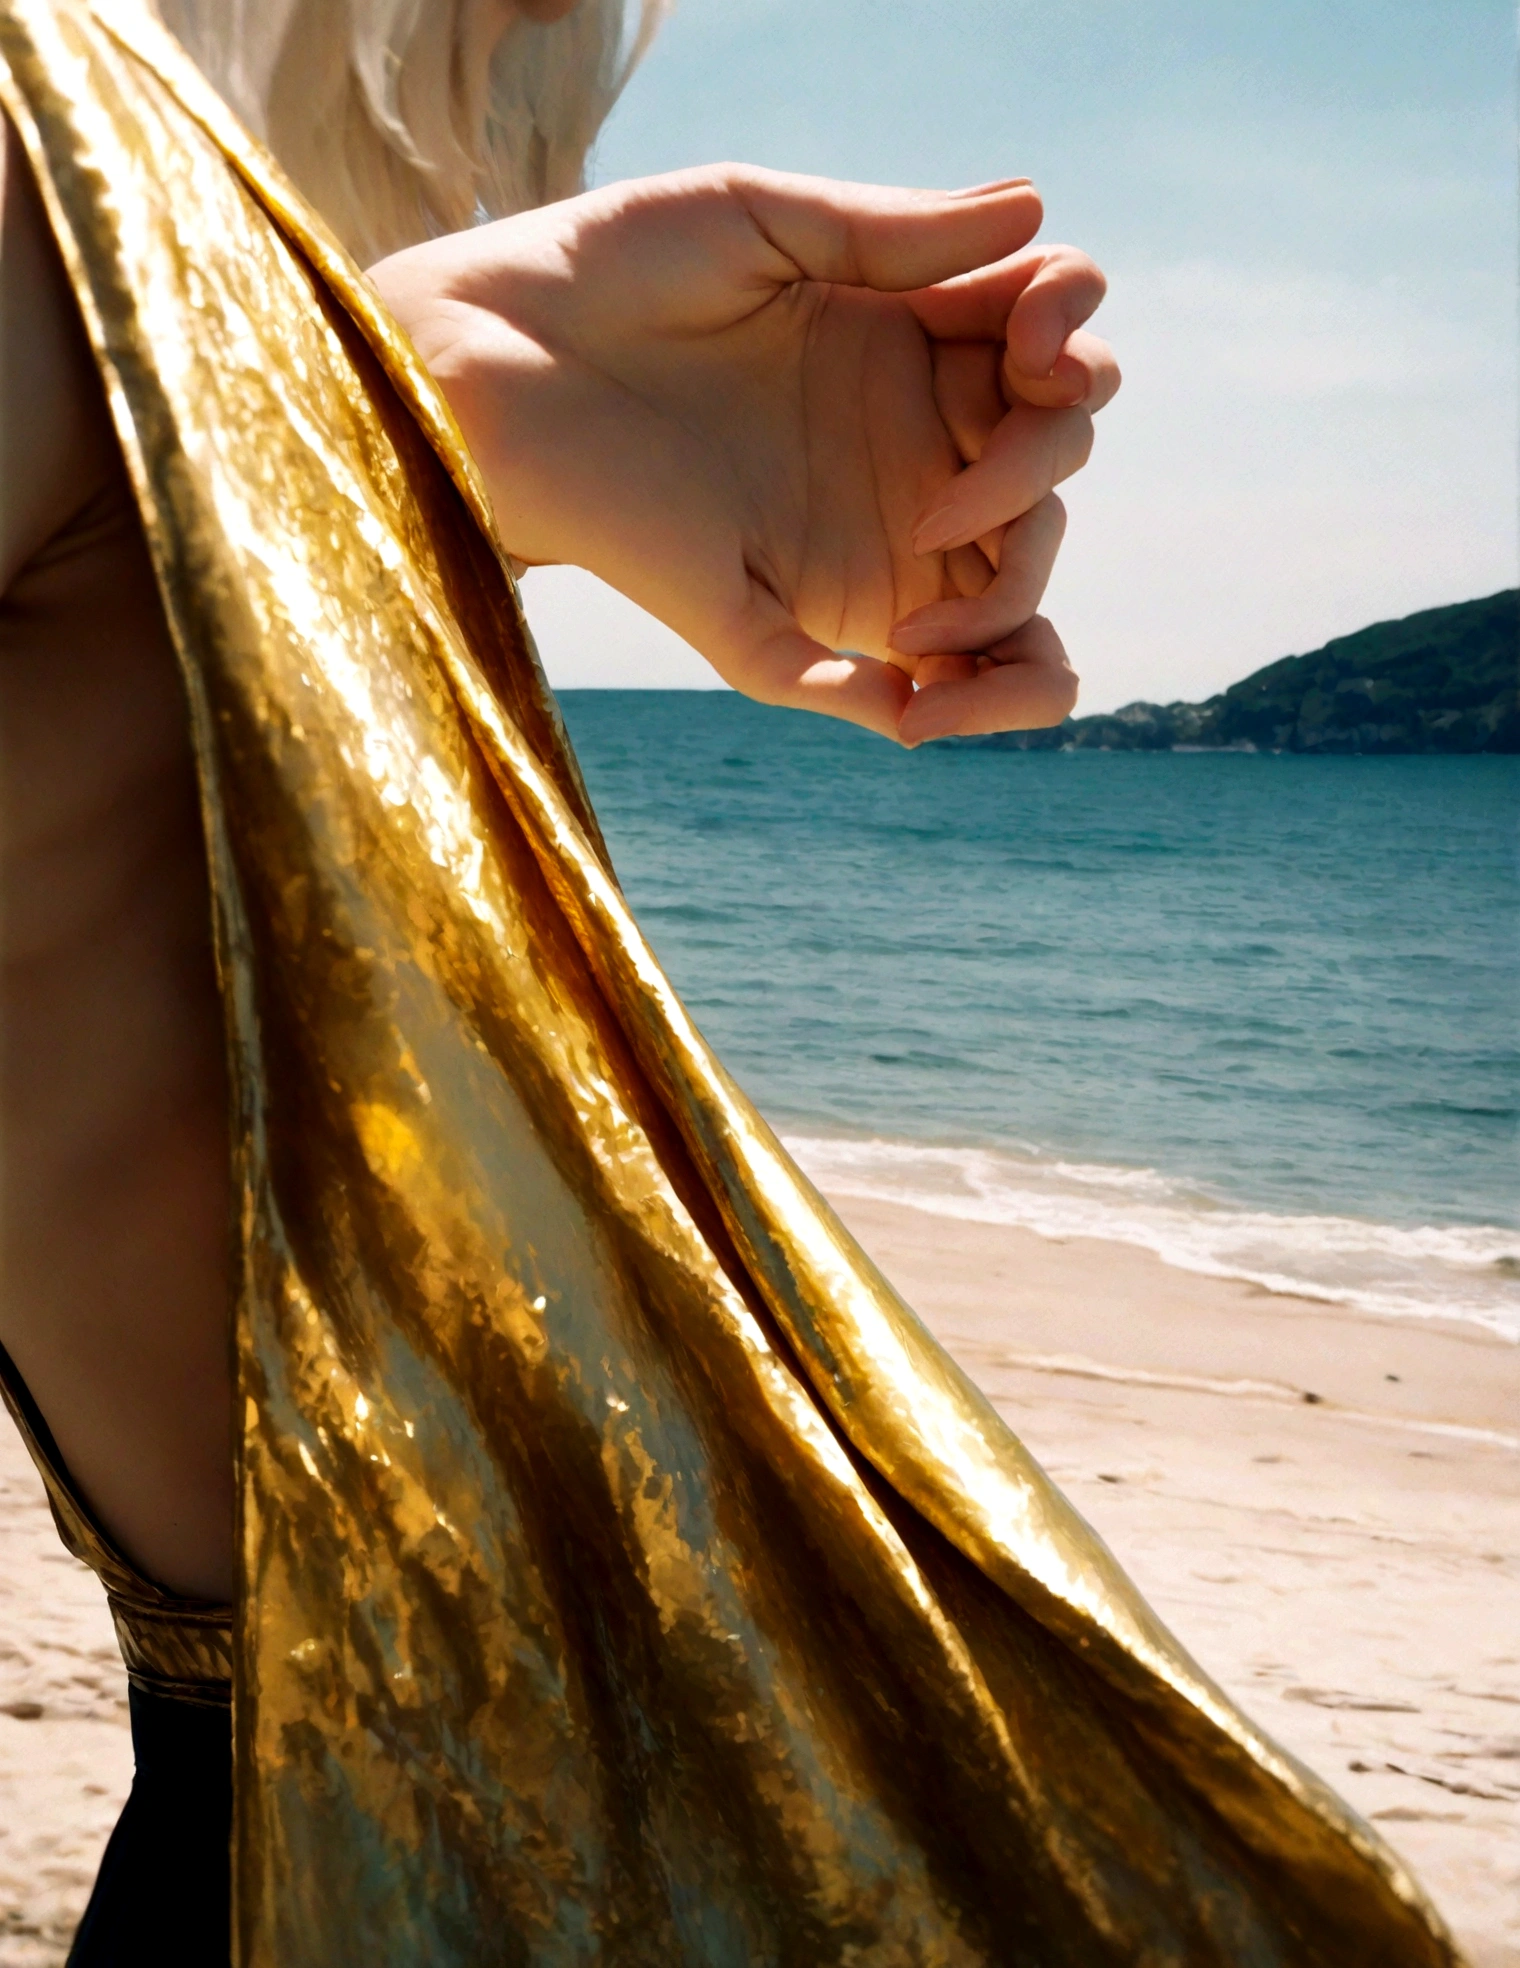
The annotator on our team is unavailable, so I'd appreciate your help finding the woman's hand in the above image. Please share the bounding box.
[371,166,1118,745]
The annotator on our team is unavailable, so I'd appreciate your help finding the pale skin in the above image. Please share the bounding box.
[372,166,1117,744]
[0,30,1115,1601]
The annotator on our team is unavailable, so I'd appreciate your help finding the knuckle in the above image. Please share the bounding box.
[690,162,760,210]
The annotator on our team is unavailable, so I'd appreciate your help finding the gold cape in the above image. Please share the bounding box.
[0,3,1465,1961]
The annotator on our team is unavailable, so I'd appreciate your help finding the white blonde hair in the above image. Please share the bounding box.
[154,0,666,264]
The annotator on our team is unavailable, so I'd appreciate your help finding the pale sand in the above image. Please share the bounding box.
[1,1208,1516,1964]
[0,1427,132,1967]
[829,1195,1520,1968]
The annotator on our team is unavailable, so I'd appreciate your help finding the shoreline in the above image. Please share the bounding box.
[3,1209,1516,1964]
[785,1131,1520,1344]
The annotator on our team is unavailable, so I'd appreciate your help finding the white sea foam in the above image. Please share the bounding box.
[784,1133,1520,1343]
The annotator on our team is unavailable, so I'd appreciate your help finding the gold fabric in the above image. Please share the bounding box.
[0,1342,232,1705]
[0,1,1465,1959]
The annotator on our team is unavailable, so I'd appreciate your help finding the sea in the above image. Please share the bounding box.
[557,692,1520,1342]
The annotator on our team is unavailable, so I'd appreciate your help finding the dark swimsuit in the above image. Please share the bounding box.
[0,1340,232,1965]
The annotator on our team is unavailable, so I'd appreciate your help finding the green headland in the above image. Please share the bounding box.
[984,588,1519,753]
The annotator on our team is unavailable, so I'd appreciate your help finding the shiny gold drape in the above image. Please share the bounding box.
[0,2,1464,1960]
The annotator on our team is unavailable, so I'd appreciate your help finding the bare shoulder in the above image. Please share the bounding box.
[0,114,119,593]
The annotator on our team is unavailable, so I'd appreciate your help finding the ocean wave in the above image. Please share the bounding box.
[784,1133,1520,1342]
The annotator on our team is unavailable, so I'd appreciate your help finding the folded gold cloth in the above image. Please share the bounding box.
[0,2,1465,1960]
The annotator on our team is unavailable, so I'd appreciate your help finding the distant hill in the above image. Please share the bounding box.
[983,590,1519,754]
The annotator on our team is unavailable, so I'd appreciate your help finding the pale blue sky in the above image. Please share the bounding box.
[525,0,1516,711]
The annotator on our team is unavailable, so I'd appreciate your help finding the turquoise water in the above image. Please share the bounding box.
[558,692,1520,1336]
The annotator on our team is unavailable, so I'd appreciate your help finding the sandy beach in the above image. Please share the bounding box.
[0,1426,132,1967]
[2,1203,1516,1965]
[836,1196,1520,1968]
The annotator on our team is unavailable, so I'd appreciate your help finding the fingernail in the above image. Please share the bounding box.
[889,614,946,654]
[1051,352,1087,398]
[949,176,1032,198]
[912,506,962,556]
